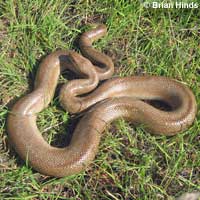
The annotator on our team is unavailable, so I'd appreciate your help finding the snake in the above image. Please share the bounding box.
[7,24,197,177]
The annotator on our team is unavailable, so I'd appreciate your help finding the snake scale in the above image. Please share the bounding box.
[7,24,197,177]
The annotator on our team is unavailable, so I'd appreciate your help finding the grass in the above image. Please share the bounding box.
[0,0,199,199]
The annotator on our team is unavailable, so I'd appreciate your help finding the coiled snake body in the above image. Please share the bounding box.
[7,25,197,177]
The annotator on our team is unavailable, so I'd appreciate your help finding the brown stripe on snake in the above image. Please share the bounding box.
[7,25,197,177]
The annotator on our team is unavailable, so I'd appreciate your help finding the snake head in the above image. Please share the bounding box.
[68,52,94,73]
[69,51,93,66]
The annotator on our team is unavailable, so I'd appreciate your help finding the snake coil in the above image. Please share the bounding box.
[7,25,197,177]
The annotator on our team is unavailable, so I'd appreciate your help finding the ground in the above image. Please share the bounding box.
[0,0,199,199]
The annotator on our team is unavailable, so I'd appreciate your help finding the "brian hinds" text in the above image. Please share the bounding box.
[152,2,198,9]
